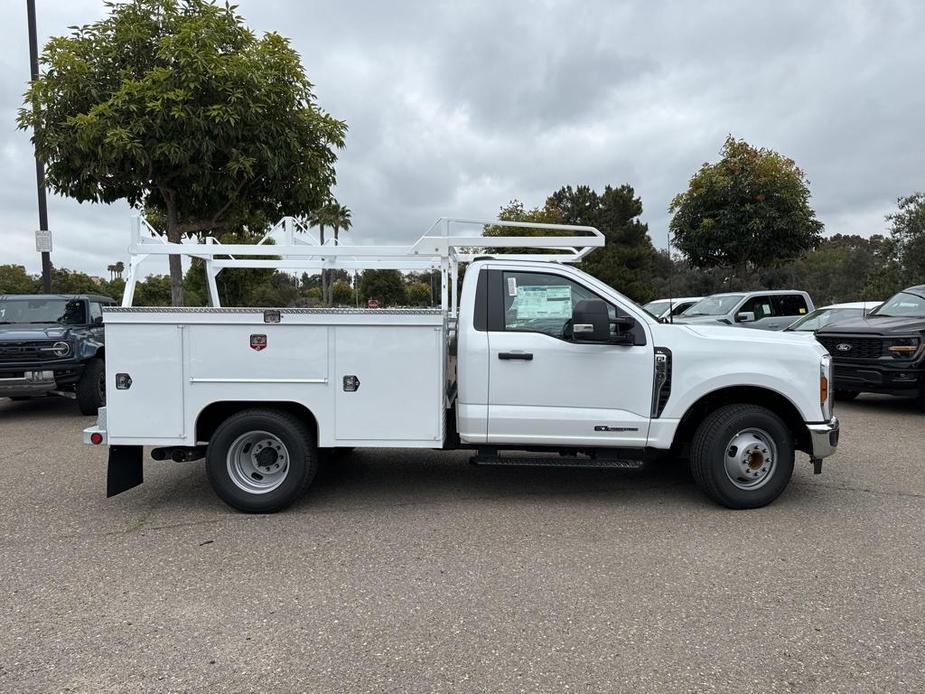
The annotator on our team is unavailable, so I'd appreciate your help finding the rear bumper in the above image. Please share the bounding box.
[807,417,839,459]
[83,406,108,445]
[833,362,923,395]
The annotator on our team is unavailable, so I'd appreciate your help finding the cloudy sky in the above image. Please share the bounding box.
[1,0,924,278]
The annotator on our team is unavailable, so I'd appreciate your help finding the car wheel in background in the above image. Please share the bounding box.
[76,358,106,415]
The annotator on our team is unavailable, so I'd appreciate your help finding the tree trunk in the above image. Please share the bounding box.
[164,193,184,306]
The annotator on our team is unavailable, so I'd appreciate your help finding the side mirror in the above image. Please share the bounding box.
[736,311,756,323]
[571,300,636,344]
[572,300,610,342]
[93,316,104,326]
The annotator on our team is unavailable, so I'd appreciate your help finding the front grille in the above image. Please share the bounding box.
[0,341,64,363]
[817,335,884,360]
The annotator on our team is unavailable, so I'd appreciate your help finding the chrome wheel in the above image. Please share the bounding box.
[226,430,290,494]
[723,427,777,490]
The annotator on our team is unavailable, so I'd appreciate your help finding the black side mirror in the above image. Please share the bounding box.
[572,299,610,342]
[571,300,636,344]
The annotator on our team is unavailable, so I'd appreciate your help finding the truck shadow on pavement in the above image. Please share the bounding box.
[0,396,86,420]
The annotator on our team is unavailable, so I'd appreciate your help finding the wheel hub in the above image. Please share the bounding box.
[724,428,777,490]
[226,431,290,494]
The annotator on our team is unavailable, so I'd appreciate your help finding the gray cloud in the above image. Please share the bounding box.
[1,0,923,278]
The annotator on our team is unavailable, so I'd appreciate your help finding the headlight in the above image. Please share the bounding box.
[887,337,920,357]
[820,355,833,419]
[40,341,71,357]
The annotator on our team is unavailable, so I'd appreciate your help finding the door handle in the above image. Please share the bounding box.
[498,351,533,361]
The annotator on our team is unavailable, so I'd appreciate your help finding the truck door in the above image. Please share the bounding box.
[485,269,653,448]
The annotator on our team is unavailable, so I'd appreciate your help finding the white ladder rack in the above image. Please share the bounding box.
[121,214,605,316]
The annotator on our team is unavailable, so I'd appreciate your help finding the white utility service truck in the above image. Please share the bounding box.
[84,216,839,512]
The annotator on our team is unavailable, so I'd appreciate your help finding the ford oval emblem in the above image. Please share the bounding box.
[836,343,852,352]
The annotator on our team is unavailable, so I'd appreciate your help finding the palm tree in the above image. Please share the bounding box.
[329,204,352,305]
[114,261,124,280]
[307,206,334,305]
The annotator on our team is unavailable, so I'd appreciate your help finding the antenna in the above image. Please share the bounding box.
[667,228,675,324]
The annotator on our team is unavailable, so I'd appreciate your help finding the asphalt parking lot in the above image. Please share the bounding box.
[0,397,923,693]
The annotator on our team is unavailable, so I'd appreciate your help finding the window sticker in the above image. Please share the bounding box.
[510,285,573,320]
[507,276,517,297]
[799,307,807,314]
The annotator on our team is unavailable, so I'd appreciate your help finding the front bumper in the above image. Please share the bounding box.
[833,362,923,395]
[807,417,839,459]
[0,370,57,397]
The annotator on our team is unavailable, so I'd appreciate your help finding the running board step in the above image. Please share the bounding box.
[470,455,645,470]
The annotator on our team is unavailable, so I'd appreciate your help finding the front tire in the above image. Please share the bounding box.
[76,358,106,415]
[206,409,318,513]
[690,404,795,509]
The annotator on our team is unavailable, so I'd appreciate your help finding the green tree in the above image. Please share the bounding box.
[19,0,346,306]
[330,280,355,306]
[358,270,406,307]
[886,192,925,284]
[482,199,565,254]
[133,275,172,306]
[669,136,823,276]
[548,184,662,303]
[405,282,432,306]
[0,265,38,294]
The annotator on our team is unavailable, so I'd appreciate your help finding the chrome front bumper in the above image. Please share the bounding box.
[807,417,839,459]
[0,370,56,397]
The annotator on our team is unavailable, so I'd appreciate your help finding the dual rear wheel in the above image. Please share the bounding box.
[206,409,319,513]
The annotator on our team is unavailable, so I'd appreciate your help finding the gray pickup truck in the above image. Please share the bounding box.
[675,290,815,330]
[0,294,115,414]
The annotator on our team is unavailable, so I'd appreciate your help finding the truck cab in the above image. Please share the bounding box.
[84,215,840,514]
[677,290,814,330]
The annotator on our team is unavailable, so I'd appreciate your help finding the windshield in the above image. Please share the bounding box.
[684,294,744,317]
[0,298,87,325]
[787,307,865,331]
[643,300,671,317]
[870,291,925,318]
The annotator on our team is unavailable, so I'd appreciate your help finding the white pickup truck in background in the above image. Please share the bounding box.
[85,216,839,512]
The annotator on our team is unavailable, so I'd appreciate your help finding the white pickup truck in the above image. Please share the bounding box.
[84,216,839,512]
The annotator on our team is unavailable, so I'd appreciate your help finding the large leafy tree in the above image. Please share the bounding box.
[669,136,823,275]
[548,184,661,303]
[19,0,346,305]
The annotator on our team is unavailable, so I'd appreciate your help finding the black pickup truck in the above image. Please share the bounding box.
[0,294,115,414]
[816,284,925,408]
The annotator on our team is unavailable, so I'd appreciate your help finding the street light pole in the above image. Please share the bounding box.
[27,0,52,292]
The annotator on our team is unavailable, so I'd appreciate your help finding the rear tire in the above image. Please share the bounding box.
[835,390,860,401]
[690,404,794,509]
[76,358,106,415]
[206,409,318,513]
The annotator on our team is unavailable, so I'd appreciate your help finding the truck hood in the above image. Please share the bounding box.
[671,316,730,325]
[816,315,925,336]
[678,323,820,347]
[0,324,77,341]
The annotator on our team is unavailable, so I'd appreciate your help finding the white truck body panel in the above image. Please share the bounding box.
[103,308,446,448]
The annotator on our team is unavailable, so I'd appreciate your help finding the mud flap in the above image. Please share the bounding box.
[107,445,143,497]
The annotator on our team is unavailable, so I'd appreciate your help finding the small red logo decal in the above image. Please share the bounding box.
[250,334,267,351]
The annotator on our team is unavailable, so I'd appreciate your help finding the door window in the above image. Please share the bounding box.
[739,296,774,320]
[88,302,103,324]
[773,294,809,316]
[501,271,613,338]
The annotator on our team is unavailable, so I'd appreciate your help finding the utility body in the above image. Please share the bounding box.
[85,216,839,511]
